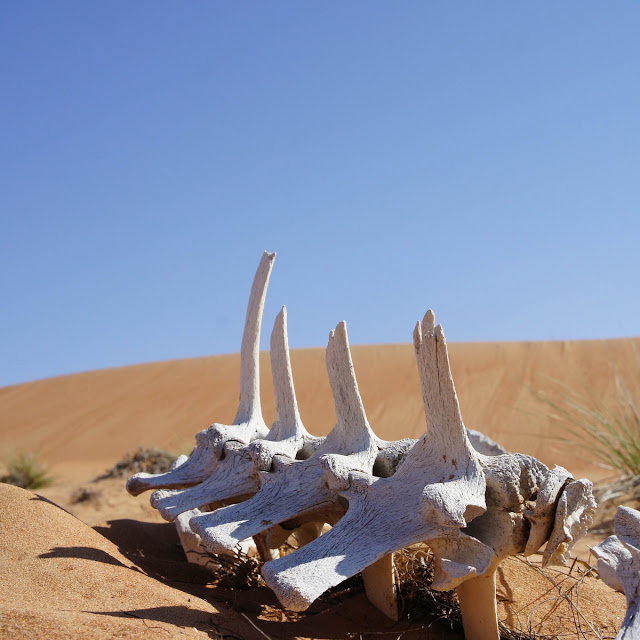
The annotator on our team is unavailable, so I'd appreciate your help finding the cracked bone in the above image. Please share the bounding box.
[190,320,414,558]
[149,306,322,522]
[126,251,275,497]
[593,506,640,640]
[261,310,596,640]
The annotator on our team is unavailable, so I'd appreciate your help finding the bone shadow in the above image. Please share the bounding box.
[86,606,245,639]
[252,589,463,640]
[38,546,129,568]
[93,518,218,598]
[30,493,75,517]
[91,519,463,639]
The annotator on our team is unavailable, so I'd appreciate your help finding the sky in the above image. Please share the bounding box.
[1,2,639,388]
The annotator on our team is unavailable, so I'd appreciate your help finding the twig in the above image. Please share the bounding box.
[516,557,603,640]
[240,613,274,640]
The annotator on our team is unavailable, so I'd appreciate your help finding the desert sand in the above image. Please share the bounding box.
[1,336,638,638]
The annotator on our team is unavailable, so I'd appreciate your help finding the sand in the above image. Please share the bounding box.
[1,336,638,638]
[0,482,261,640]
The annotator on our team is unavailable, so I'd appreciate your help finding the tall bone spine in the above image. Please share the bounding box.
[126,251,274,496]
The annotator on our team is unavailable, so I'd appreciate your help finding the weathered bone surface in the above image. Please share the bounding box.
[190,320,414,554]
[261,312,491,610]
[150,306,322,522]
[593,506,640,640]
[126,251,276,497]
[261,310,596,640]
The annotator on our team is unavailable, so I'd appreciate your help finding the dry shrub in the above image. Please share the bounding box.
[70,486,101,504]
[97,446,177,479]
[189,547,264,590]
[395,546,548,640]
[395,545,463,633]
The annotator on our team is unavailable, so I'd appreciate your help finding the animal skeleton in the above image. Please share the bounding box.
[127,252,597,640]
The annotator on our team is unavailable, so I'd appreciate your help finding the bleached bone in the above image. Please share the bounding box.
[249,306,324,469]
[459,458,594,639]
[126,251,275,497]
[593,506,640,640]
[175,508,211,567]
[262,311,596,640]
[418,322,593,640]
[261,313,491,612]
[150,306,322,522]
[190,321,413,555]
[154,456,226,569]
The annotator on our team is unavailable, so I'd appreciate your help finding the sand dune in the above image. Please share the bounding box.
[1,337,638,480]
[1,337,638,639]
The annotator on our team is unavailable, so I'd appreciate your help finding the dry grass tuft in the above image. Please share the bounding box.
[0,451,54,489]
[535,366,640,539]
[534,367,640,479]
[395,545,462,632]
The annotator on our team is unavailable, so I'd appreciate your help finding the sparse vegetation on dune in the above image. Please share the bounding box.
[535,366,640,535]
[535,369,640,479]
[0,450,54,489]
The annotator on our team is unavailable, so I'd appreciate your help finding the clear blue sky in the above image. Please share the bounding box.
[2,2,639,387]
